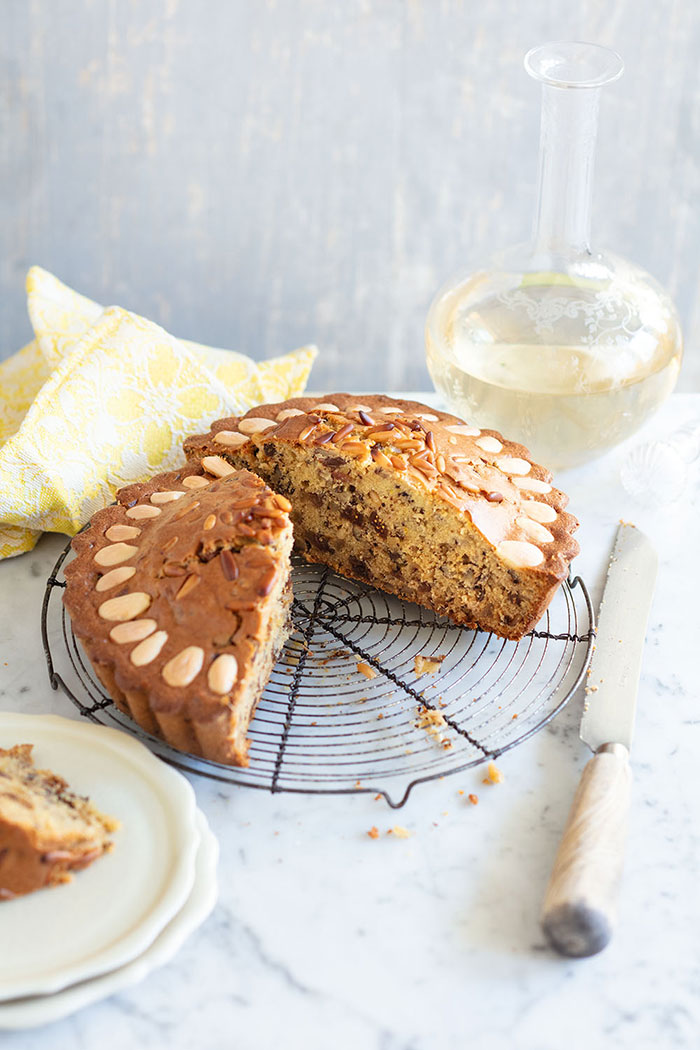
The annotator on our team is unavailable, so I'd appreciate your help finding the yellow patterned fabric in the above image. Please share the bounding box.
[0,267,317,558]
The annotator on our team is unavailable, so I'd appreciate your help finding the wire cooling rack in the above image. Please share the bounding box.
[42,536,594,807]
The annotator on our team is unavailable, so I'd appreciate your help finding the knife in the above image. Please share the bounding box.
[541,522,658,957]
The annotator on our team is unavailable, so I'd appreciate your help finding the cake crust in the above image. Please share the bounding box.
[64,462,294,765]
[184,394,579,639]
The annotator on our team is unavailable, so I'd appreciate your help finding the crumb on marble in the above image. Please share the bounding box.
[387,826,411,839]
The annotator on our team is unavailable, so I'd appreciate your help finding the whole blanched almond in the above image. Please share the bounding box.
[130,630,168,666]
[105,524,141,541]
[207,653,238,694]
[94,543,139,567]
[109,619,157,644]
[126,504,161,519]
[162,646,205,687]
[150,490,185,504]
[213,430,250,447]
[95,566,136,592]
[98,592,152,621]
[238,417,276,435]
[201,455,235,478]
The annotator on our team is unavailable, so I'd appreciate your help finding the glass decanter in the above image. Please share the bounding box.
[425,41,683,471]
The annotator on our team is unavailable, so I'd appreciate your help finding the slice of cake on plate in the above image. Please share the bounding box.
[0,745,118,900]
[184,394,579,640]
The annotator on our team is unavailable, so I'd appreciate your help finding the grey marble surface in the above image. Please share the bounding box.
[0,393,698,1049]
[2,0,700,393]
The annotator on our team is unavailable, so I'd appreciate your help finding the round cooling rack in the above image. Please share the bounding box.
[42,537,594,808]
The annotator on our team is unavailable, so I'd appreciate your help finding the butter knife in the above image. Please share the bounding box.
[541,522,658,957]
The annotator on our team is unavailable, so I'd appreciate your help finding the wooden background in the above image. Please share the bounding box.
[2,0,699,392]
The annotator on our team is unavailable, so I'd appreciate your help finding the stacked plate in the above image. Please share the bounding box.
[0,713,218,1029]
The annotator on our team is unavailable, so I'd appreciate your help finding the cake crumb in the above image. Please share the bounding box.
[374,793,382,801]
[387,825,411,839]
[414,653,446,677]
[486,761,504,784]
[367,826,379,839]
[357,662,377,680]
[468,793,479,805]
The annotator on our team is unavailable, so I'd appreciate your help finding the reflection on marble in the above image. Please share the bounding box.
[0,394,698,1050]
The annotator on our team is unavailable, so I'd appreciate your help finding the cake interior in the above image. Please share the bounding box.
[192,439,556,638]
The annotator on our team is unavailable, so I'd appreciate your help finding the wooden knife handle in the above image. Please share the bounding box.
[541,743,632,957]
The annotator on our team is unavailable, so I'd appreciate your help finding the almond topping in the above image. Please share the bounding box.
[105,524,141,542]
[273,494,292,512]
[257,565,278,596]
[298,424,317,442]
[125,504,161,519]
[203,513,217,530]
[349,404,373,413]
[202,455,235,478]
[95,566,136,592]
[522,500,557,524]
[150,490,185,504]
[475,435,503,454]
[109,619,157,644]
[276,408,305,421]
[208,653,239,695]
[513,476,552,494]
[371,446,392,468]
[213,430,250,448]
[379,407,401,414]
[238,417,276,435]
[98,591,151,622]
[332,423,354,443]
[176,574,201,599]
[496,456,531,476]
[130,630,168,667]
[390,454,407,471]
[162,646,204,687]
[182,475,210,489]
[220,549,239,581]
[366,429,396,443]
[446,423,480,437]
[516,516,554,544]
[340,441,370,459]
[94,543,139,567]
[313,402,340,412]
[436,454,446,473]
[496,540,544,569]
[415,413,439,422]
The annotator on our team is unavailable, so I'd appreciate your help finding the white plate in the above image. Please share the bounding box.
[0,713,199,1001]
[0,808,218,1029]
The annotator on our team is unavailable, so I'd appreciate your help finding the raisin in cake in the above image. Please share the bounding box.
[0,745,118,900]
[184,394,579,639]
[64,463,293,766]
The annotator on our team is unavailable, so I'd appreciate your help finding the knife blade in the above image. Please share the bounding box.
[541,523,658,958]
[580,523,658,754]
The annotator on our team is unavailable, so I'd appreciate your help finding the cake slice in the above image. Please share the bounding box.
[64,464,294,766]
[184,394,579,639]
[0,745,119,900]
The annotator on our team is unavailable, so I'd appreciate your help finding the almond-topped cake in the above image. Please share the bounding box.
[184,394,579,639]
[0,744,118,900]
[64,464,293,766]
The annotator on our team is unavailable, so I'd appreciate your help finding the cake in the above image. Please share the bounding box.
[63,463,293,766]
[0,744,119,900]
[184,394,579,639]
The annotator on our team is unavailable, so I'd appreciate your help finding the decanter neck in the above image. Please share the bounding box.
[532,82,600,256]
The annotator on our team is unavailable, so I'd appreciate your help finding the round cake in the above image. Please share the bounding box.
[63,462,293,766]
[184,394,579,639]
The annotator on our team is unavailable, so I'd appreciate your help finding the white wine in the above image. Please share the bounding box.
[426,272,683,471]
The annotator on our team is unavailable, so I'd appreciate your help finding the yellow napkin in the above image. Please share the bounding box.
[0,268,316,559]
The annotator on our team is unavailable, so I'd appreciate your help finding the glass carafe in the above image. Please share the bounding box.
[425,42,683,471]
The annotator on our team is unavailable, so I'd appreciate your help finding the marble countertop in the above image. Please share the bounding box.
[1,394,698,1050]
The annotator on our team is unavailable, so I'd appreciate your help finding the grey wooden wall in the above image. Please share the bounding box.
[2,0,699,392]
